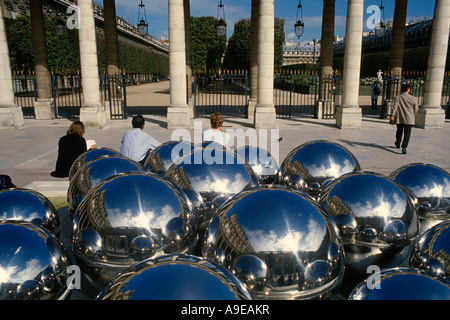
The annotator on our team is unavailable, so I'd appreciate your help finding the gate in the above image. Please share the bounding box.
[274,72,318,118]
[193,71,248,118]
[101,73,127,119]
[319,74,342,119]
[12,72,36,118]
[52,72,82,118]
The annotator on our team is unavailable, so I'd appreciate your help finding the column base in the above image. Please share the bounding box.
[167,105,190,129]
[34,99,54,120]
[0,105,24,129]
[254,105,277,129]
[335,105,362,129]
[415,106,445,129]
[80,104,107,128]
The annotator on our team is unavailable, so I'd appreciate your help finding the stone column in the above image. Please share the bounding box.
[254,0,276,129]
[167,0,190,129]
[30,0,53,120]
[0,5,23,129]
[335,0,363,129]
[316,0,335,119]
[184,0,194,118]
[78,0,106,128]
[416,0,449,129]
[248,0,259,121]
[104,0,120,75]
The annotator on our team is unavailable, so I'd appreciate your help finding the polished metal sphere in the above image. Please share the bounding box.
[0,221,71,300]
[202,185,345,300]
[390,163,450,235]
[97,254,253,300]
[235,146,279,184]
[277,140,361,198]
[349,267,450,300]
[72,172,197,283]
[410,220,450,280]
[165,148,258,233]
[319,171,419,275]
[143,140,198,175]
[69,147,122,180]
[67,155,143,214]
[0,188,60,236]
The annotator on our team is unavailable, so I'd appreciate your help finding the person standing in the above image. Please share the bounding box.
[120,114,161,164]
[370,81,381,110]
[390,84,418,154]
[51,121,93,178]
[203,112,231,147]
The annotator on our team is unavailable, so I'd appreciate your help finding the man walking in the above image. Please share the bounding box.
[120,115,161,164]
[390,84,418,154]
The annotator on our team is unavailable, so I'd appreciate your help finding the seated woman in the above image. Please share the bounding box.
[51,121,93,178]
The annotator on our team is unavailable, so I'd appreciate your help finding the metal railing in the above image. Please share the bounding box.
[12,72,36,118]
[52,72,82,118]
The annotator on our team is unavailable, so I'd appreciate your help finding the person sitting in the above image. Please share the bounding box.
[120,114,161,165]
[203,112,231,147]
[51,121,93,178]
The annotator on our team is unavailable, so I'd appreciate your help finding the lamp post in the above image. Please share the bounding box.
[216,0,227,37]
[294,0,304,39]
[137,0,148,36]
[312,38,317,75]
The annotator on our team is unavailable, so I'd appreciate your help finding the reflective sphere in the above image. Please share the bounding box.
[72,172,197,283]
[202,185,344,300]
[319,172,419,275]
[67,155,143,214]
[69,147,122,180]
[390,163,450,235]
[277,140,361,199]
[143,140,197,175]
[97,254,253,300]
[235,146,279,184]
[165,148,258,233]
[410,220,450,280]
[0,188,60,236]
[349,268,450,300]
[0,221,71,300]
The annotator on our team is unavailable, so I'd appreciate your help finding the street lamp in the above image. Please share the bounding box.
[216,0,227,37]
[137,0,148,36]
[375,0,386,37]
[294,0,304,39]
[55,0,66,36]
[312,38,317,75]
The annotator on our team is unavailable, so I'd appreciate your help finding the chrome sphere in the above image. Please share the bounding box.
[0,188,60,236]
[165,148,258,232]
[235,146,279,184]
[97,254,253,300]
[390,163,450,235]
[69,147,122,180]
[277,140,361,199]
[0,221,71,300]
[143,140,197,175]
[202,185,345,300]
[349,268,450,300]
[319,171,419,275]
[72,172,197,283]
[410,220,450,280]
[67,155,143,214]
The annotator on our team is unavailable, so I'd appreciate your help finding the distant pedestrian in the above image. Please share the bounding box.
[390,84,418,154]
[370,81,381,110]
[120,114,161,165]
[51,121,94,178]
[203,112,231,147]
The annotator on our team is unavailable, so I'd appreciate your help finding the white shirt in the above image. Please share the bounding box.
[203,128,231,147]
[120,128,161,162]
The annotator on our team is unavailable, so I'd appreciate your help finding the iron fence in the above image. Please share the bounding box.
[12,73,36,118]
[101,73,127,119]
[52,73,82,118]
[193,72,248,118]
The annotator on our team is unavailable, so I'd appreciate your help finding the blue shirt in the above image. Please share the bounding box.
[120,128,161,162]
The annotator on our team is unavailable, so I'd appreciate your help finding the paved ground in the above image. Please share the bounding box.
[1,81,449,299]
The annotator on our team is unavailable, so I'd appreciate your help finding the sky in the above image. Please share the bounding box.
[98,0,437,42]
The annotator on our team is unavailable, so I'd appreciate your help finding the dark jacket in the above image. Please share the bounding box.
[53,133,87,178]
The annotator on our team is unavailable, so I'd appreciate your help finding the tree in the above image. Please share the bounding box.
[190,16,227,71]
[223,18,285,72]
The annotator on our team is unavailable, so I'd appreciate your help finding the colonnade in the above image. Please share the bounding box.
[0,0,448,130]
